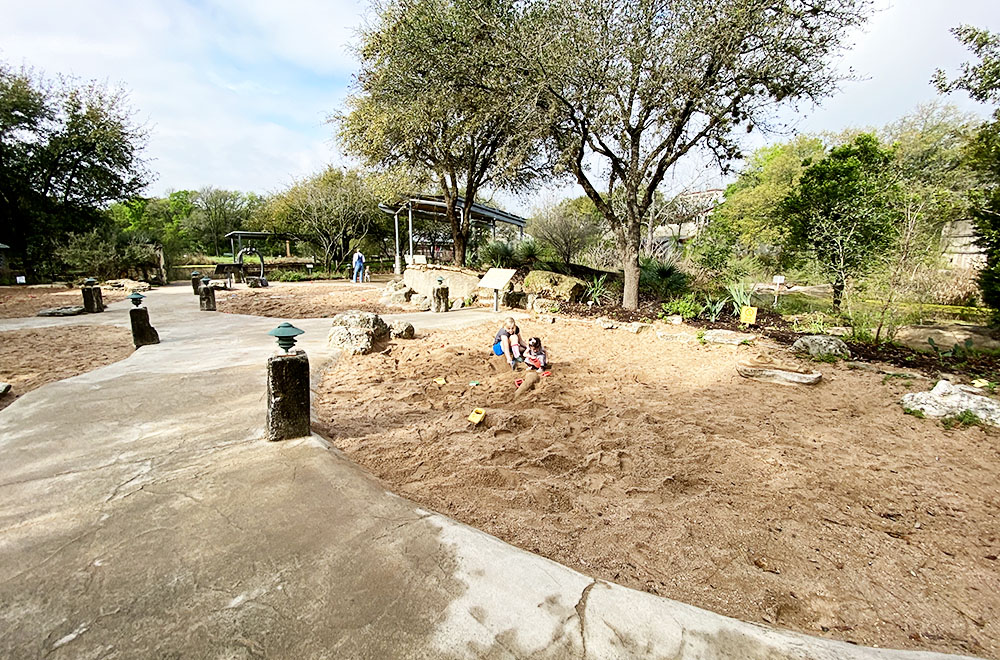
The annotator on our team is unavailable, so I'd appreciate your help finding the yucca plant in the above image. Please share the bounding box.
[586,274,609,305]
[702,294,728,322]
[725,281,754,316]
[479,240,515,268]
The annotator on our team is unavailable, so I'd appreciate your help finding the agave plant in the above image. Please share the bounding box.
[702,294,729,322]
[725,281,754,316]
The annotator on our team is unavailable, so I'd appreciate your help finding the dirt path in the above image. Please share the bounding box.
[0,325,134,411]
[315,320,1000,658]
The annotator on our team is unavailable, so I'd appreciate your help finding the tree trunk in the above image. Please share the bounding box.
[621,240,641,310]
[453,229,467,266]
[832,276,845,312]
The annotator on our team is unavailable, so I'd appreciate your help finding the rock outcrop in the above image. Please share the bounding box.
[791,335,851,359]
[522,270,587,303]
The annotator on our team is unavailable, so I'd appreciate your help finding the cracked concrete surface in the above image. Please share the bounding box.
[0,284,983,659]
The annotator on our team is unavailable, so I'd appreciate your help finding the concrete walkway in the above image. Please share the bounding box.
[0,284,980,659]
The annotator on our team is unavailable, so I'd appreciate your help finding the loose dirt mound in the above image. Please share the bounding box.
[0,325,134,411]
[316,321,999,658]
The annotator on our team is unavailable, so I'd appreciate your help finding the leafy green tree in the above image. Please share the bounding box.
[0,62,150,279]
[713,136,826,260]
[337,0,543,266]
[781,134,899,310]
[528,196,603,266]
[255,168,385,274]
[110,190,199,269]
[187,187,256,256]
[935,25,1000,314]
[509,0,870,308]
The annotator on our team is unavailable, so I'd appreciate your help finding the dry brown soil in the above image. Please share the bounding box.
[0,285,128,318]
[216,281,405,318]
[315,320,1000,659]
[0,325,134,411]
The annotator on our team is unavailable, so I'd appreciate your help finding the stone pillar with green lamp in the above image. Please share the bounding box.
[265,323,310,441]
[431,275,449,313]
[199,277,216,311]
[81,278,104,313]
[190,271,201,295]
[127,292,160,348]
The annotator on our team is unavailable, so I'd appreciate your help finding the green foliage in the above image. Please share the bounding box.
[660,294,703,320]
[479,241,515,268]
[514,238,550,266]
[812,353,841,363]
[781,134,900,310]
[725,281,754,316]
[0,61,151,280]
[701,295,729,322]
[585,274,610,306]
[902,407,926,419]
[55,229,159,280]
[639,256,688,299]
[927,337,975,358]
[696,330,707,345]
[942,410,983,429]
[528,196,603,266]
[268,269,314,282]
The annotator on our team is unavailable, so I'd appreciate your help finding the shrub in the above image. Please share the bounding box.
[514,238,550,266]
[268,269,312,282]
[942,410,982,429]
[479,241,515,268]
[701,295,729,322]
[660,293,703,320]
[640,256,689,299]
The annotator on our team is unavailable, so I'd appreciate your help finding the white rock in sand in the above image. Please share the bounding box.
[0,382,11,396]
[702,329,755,345]
[901,380,1000,426]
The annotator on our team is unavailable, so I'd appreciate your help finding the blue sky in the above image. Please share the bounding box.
[0,0,998,212]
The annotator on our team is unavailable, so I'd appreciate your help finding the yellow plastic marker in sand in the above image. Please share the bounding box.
[433,377,446,385]
[468,408,485,425]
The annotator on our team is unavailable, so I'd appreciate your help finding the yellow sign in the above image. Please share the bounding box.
[433,377,446,385]
[739,306,758,325]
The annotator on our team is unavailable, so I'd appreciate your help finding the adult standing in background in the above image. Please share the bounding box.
[352,249,365,283]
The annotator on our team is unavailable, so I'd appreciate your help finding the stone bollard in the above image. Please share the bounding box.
[431,285,449,313]
[190,271,202,295]
[199,283,216,311]
[266,351,310,441]
[81,281,104,314]
[129,307,160,348]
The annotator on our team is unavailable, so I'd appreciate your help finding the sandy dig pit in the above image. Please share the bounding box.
[0,325,134,411]
[316,320,1000,659]
[216,281,406,318]
[0,285,128,318]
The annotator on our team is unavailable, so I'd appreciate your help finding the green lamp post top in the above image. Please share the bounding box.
[191,270,201,277]
[201,276,210,285]
[437,276,444,285]
[83,277,97,287]
[268,322,305,353]
[127,292,145,307]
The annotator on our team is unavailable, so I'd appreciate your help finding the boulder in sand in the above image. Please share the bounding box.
[389,321,415,339]
[529,296,560,313]
[737,353,822,385]
[901,380,1000,425]
[380,279,414,305]
[0,382,10,396]
[328,310,390,355]
[702,329,755,345]
[410,294,431,311]
[792,335,851,359]
[522,270,587,303]
[37,306,85,317]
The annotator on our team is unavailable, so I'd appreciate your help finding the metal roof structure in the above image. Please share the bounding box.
[378,194,527,229]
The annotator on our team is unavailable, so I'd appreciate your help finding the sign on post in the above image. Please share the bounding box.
[772,274,785,306]
[478,268,517,312]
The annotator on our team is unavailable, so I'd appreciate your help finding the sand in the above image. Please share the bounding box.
[0,325,134,411]
[315,320,1000,658]
[0,285,129,318]
[216,280,405,318]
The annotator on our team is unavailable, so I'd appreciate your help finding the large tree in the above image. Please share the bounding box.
[509,0,870,308]
[528,196,603,265]
[337,0,543,266]
[781,134,899,310]
[0,62,150,279]
[935,25,1000,314]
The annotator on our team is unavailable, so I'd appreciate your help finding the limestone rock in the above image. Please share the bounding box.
[390,321,415,339]
[702,329,755,345]
[450,298,465,309]
[665,315,684,325]
[596,318,616,330]
[656,330,694,343]
[246,276,268,288]
[901,380,1000,426]
[522,270,587,303]
[410,294,431,311]
[328,310,391,355]
[431,285,450,313]
[895,323,1000,354]
[501,290,527,309]
[0,382,10,396]
[625,322,653,334]
[103,278,151,292]
[530,297,560,313]
[792,335,851,359]
[37,306,85,317]
[737,353,822,386]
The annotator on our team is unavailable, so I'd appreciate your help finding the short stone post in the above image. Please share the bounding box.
[199,277,216,311]
[266,323,310,441]
[190,271,202,295]
[81,278,104,313]
[431,276,449,313]
[130,307,160,348]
